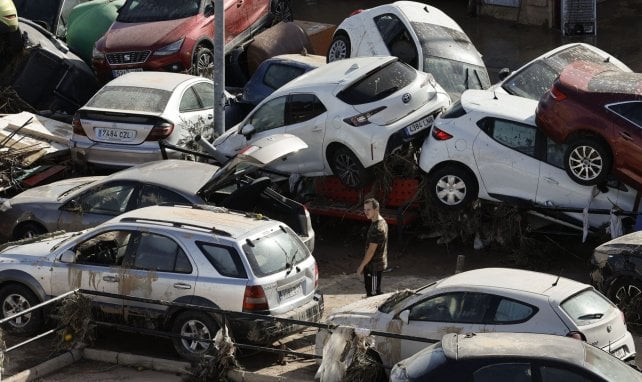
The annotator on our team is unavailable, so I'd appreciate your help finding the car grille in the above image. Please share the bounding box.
[106,51,151,65]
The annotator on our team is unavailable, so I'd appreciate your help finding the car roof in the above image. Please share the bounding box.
[460,89,538,124]
[268,53,326,68]
[559,61,642,96]
[438,267,588,300]
[386,1,464,31]
[115,205,278,239]
[104,71,204,91]
[105,160,214,194]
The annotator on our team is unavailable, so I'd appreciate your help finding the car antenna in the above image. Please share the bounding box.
[552,269,563,286]
[604,56,610,63]
[493,90,498,100]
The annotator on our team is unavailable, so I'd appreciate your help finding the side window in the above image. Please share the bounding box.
[264,64,306,91]
[608,101,642,127]
[74,230,133,266]
[179,87,201,112]
[492,297,537,323]
[80,183,135,215]
[287,94,326,124]
[132,233,192,273]
[539,365,595,382]
[248,96,286,132]
[193,82,215,109]
[453,292,494,323]
[198,242,247,278]
[474,363,532,382]
[138,185,190,208]
[479,118,537,157]
[409,293,461,322]
[373,13,418,68]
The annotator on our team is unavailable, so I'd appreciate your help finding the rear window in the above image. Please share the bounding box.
[86,86,171,113]
[337,61,416,105]
[560,289,614,326]
[242,226,310,277]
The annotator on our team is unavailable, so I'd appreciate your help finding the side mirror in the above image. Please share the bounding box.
[399,310,410,324]
[498,67,511,81]
[63,200,83,213]
[240,124,256,136]
[59,250,77,263]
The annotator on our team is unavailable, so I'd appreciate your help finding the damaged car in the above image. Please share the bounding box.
[0,134,315,251]
[0,204,323,360]
[315,267,636,369]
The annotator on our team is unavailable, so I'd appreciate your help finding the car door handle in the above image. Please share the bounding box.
[619,131,633,141]
[208,114,213,120]
[173,283,192,290]
[103,275,120,282]
[544,177,559,185]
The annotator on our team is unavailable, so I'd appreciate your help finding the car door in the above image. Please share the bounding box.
[177,82,215,143]
[399,291,490,360]
[473,117,541,204]
[224,0,247,42]
[120,232,196,322]
[57,182,137,232]
[284,93,328,173]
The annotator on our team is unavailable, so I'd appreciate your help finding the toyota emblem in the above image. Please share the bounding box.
[607,325,612,333]
[402,93,412,103]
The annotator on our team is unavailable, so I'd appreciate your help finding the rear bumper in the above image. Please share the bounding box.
[603,330,636,361]
[70,138,180,169]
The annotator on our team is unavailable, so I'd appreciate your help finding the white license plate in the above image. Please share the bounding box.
[112,68,143,77]
[95,127,137,142]
[612,347,626,359]
[405,114,435,135]
[278,283,302,301]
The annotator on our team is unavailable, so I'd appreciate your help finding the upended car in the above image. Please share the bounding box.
[326,1,490,101]
[0,204,323,361]
[0,134,315,251]
[315,267,636,369]
[213,56,451,188]
[418,89,640,232]
[390,332,642,382]
[536,61,642,190]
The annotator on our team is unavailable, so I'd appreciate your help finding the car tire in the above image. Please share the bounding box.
[428,165,478,210]
[329,147,369,189]
[271,0,293,23]
[171,311,220,361]
[327,34,350,63]
[192,46,214,79]
[608,278,642,324]
[564,137,611,186]
[13,222,46,240]
[0,284,43,334]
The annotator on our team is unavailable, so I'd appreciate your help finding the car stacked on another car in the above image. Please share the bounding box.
[315,267,636,369]
[213,55,451,188]
[536,60,642,189]
[326,1,490,101]
[0,204,323,360]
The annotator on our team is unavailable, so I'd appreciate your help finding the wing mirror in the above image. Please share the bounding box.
[399,310,410,324]
[59,250,77,263]
[240,124,256,137]
[498,67,511,81]
[64,200,83,213]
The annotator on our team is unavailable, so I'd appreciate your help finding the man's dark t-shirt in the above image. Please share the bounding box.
[365,217,388,272]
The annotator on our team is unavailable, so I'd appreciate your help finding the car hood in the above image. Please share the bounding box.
[101,18,197,50]
[594,231,642,256]
[0,233,73,260]
[326,293,393,325]
[9,176,103,205]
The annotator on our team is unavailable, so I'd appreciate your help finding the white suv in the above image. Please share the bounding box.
[0,205,323,360]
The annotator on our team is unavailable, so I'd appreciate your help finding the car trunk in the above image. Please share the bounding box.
[76,109,165,144]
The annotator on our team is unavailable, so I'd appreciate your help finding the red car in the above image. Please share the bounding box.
[536,61,642,189]
[91,0,292,83]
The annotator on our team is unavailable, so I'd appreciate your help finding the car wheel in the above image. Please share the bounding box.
[192,46,214,79]
[329,147,369,189]
[0,284,43,334]
[13,222,46,240]
[171,311,220,361]
[428,165,478,209]
[327,34,350,63]
[564,137,611,186]
[271,0,293,23]
[608,278,642,324]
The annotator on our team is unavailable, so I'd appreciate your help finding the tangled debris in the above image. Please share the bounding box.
[53,292,95,354]
[0,87,37,114]
[187,324,240,382]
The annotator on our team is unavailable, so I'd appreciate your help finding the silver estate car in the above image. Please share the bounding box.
[0,205,324,360]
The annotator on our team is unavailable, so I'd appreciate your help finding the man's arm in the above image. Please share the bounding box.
[357,243,378,275]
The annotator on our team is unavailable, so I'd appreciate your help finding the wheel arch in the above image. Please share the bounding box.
[12,220,48,240]
[190,38,214,59]
[426,160,479,187]
[326,141,367,169]
[564,130,613,158]
[0,271,47,302]
[163,295,221,330]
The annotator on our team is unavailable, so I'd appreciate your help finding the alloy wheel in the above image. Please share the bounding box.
[568,145,604,182]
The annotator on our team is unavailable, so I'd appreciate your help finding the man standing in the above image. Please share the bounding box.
[357,198,388,297]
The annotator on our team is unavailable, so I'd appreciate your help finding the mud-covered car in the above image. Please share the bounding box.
[0,204,323,360]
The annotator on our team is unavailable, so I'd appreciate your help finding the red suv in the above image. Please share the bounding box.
[536,61,642,189]
[91,0,292,83]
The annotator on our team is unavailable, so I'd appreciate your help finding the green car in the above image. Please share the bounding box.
[66,0,124,64]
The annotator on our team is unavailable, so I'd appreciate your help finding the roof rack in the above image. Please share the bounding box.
[119,217,232,237]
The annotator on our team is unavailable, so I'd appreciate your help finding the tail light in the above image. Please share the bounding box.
[145,121,174,141]
[71,114,87,137]
[314,262,319,288]
[432,127,453,141]
[343,106,387,127]
[242,285,269,312]
[550,84,567,101]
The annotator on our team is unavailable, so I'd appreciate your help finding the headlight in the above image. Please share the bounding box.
[0,198,11,212]
[91,45,105,61]
[153,38,185,56]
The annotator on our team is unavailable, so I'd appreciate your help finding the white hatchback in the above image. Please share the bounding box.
[213,56,450,188]
[316,267,636,369]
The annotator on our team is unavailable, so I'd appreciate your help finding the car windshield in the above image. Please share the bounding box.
[424,56,490,101]
[560,289,614,326]
[502,44,625,100]
[242,226,309,277]
[117,0,200,22]
[337,60,417,105]
[85,86,171,113]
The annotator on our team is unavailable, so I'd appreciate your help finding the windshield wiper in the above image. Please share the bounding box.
[578,313,604,320]
[285,247,300,276]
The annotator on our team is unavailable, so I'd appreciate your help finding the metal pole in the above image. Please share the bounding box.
[213,0,226,137]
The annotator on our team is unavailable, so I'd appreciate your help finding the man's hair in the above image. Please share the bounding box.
[364,198,379,210]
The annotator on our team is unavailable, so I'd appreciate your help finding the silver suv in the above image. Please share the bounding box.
[0,205,324,360]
